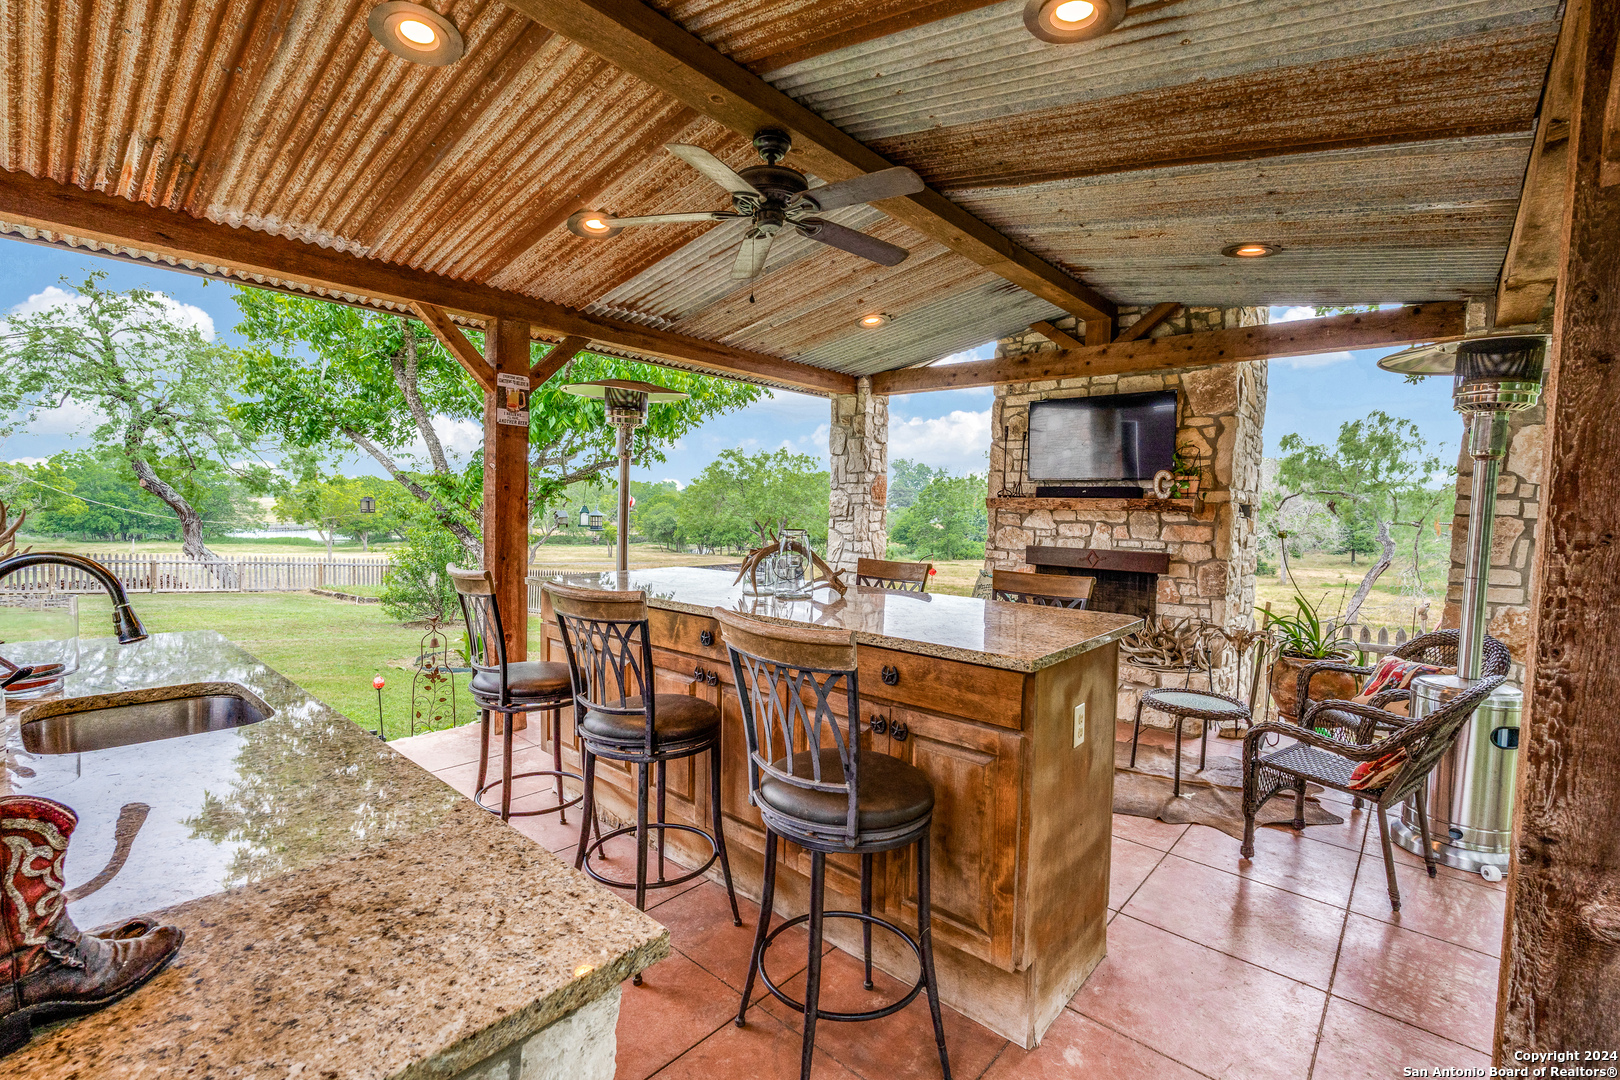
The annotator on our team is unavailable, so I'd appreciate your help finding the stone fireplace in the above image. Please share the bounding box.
[984,306,1269,726]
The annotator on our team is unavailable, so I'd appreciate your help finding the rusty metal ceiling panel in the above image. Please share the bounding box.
[766,0,1560,143]
[949,134,1533,304]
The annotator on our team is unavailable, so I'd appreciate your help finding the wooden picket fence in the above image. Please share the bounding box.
[0,552,392,594]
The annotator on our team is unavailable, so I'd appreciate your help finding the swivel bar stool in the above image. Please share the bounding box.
[546,582,741,955]
[714,607,951,1080]
[448,568,584,823]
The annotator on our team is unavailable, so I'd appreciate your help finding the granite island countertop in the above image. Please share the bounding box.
[0,630,668,1079]
[538,566,1141,672]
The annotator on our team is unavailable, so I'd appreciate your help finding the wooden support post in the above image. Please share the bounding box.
[1496,0,1620,1057]
[483,317,532,666]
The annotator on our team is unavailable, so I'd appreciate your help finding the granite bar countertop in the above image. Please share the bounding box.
[539,566,1141,672]
[1,631,668,1079]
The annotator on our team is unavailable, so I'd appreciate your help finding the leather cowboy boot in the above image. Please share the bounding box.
[1,795,184,1055]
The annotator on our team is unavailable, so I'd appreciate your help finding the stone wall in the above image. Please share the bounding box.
[986,306,1269,725]
[1441,404,1544,681]
[826,375,889,572]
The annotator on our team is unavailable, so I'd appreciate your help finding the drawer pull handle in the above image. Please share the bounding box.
[866,715,888,736]
[700,630,714,647]
[693,665,706,683]
[891,720,909,742]
[881,665,900,686]
[706,670,719,687]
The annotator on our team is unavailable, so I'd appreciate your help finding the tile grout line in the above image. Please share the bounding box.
[1110,828,1180,912]
[1306,814,1369,1080]
[1064,1003,1224,1080]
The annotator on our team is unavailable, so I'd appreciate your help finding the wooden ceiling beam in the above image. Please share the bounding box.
[1116,303,1183,343]
[0,167,853,396]
[531,335,590,384]
[870,303,1468,395]
[500,0,1116,325]
[1496,8,1585,326]
[1029,320,1084,351]
[413,302,496,393]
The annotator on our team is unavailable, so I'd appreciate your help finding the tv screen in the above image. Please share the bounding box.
[1027,391,1178,483]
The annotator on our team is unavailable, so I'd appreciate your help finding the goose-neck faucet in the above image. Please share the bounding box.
[0,553,148,643]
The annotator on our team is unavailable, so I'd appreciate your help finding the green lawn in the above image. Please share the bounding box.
[65,592,543,741]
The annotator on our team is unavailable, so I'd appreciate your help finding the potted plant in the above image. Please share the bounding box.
[1263,594,1359,720]
[1170,444,1203,497]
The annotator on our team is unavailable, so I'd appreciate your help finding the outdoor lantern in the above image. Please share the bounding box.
[358,496,376,514]
[578,505,591,528]
[561,379,689,572]
[588,510,604,532]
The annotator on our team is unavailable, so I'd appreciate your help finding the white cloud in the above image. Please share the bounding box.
[23,398,105,436]
[8,285,216,339]
[931,341,997,366]
[1273,306,1318,324]
[1278,350,1355,370]
[889,409,992,474]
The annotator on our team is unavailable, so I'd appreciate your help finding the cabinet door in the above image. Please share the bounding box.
[884,705,1022,971]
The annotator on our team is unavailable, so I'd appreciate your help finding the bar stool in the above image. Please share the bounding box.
[854,557,932,592]
[714,607,951,1080]
[991,569,1093,608]
[546,582,741,960]
[449,567,584,823]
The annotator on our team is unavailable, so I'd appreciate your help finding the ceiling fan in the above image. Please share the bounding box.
[566,129,925,281]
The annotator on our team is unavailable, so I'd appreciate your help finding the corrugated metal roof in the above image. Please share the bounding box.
[950,134,1532,304]
[766,0,1559,142]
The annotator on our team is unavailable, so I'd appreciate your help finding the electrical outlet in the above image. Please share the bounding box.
[1073,702,1086,748]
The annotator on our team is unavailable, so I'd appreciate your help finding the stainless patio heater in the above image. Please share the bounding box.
[1378,333,1548,879]
[560,379,687,573]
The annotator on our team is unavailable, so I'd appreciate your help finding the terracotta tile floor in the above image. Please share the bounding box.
[392,720,1505,1080]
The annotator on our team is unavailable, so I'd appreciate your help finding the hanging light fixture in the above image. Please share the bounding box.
[368,2,464,66]
[1023,0,1129,42]
[562,380,689,572]
[358,496,377,514]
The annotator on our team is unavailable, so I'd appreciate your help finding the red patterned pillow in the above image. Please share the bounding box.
[1348,748,1409,791]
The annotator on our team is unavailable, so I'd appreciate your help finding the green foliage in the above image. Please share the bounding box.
[676,448,829,551]
[274,470,412,550]
[631,481,684,549]
[888,459,947,511]
[890,474,988,560]
[380,521,464,623]
[5,450,260,541]
[1263,594,1351,659]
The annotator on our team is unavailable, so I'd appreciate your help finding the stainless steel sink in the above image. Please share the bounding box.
[19,682,275,754]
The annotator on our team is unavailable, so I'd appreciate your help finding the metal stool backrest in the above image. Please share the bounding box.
[855,557,931,592]
[545,582,658,754]
[713,608,863,845]
[448,566,515,704]
[991,569,1093,609]
[1378,635,1512,804]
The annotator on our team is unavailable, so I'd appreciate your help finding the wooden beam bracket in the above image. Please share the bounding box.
[413,302,495,393]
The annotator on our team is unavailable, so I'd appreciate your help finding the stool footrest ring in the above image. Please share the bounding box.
[475,769,585,818]
[758,911,924,1022]
[580,822,720,891]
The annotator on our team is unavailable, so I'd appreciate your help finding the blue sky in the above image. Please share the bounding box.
[1,243,1463,481]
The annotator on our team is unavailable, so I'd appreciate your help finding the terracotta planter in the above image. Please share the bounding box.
[1269,651,1359,721]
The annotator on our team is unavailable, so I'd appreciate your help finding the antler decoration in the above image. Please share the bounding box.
[0,498,27,560]
[1120,615,1216,671]
[732,520,848,597]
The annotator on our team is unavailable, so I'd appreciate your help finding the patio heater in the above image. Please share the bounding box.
[1378,333,1548,878]
[561,379,688,573]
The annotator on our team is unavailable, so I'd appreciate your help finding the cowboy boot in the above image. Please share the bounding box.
[1,795,184,1056]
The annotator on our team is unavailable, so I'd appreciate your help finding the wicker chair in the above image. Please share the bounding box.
[1241,633,1511,911]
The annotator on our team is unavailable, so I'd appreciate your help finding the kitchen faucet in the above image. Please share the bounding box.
[0,552,148,644]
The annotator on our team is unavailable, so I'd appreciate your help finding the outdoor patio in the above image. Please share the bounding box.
[393,719,1504,1080]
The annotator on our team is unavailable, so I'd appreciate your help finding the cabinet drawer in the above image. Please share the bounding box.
[857,648,1026,730]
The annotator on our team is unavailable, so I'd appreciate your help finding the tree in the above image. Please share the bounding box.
[888,459,946,511]
[677,449,829,552]
[0,274,264,583]
[231,288,761,566]
[891,473,988,560]
[1276,410,1451,625]
[630,481,684,550]
[274,471,407,555]
[5,450,257,542]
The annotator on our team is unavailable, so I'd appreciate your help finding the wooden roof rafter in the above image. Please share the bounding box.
[501,0,1118,327]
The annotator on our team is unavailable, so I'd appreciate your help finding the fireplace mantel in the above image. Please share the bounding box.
[1026,546,1171,576]
[987,496,1204,514]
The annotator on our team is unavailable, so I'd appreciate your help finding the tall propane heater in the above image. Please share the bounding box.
[1379,334,1548,879]
[560,380,688,574]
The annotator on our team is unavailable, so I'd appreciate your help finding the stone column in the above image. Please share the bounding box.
[826,376,888,572]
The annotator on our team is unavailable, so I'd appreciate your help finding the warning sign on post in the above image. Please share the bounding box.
[496,372,530,427]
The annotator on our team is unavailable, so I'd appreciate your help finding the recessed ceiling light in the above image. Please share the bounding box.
[859,313,891,328]
[1222,242,1280,258]
[368,3,463,66]
[1024,0,1128,42]
[567,210,623,239]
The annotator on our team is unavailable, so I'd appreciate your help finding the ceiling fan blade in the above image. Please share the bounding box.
[795,219,910,267]
[731,231,775,280]
[792,167,924,213]
[602,211,741,227]
[665,144,761,199]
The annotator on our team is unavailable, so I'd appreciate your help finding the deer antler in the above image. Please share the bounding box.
[0,499,27,559]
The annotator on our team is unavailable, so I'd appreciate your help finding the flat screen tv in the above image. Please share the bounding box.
[1027,391,1178,483]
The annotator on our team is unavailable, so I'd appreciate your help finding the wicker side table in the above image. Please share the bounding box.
[1130,688,1252,796]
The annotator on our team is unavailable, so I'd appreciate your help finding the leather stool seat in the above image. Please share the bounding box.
[470,661,572,700]
[759,749,934,831]
[580,694,721,744]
